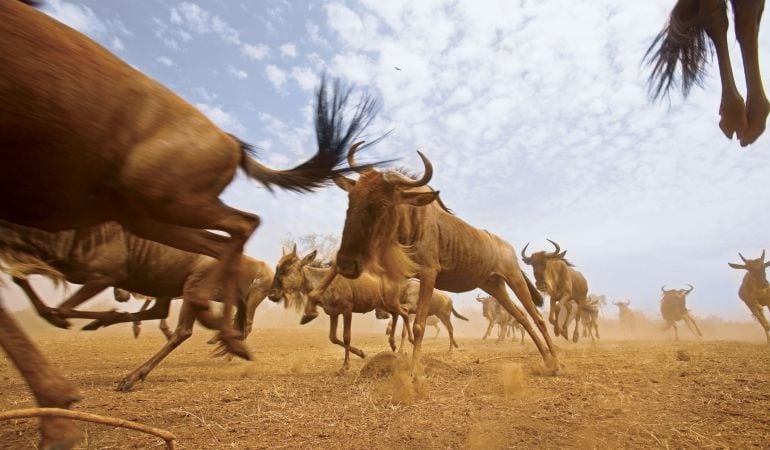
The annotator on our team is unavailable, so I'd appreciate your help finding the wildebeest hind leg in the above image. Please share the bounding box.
[328,314,365,359]
[117,300,197,392]
[436,313,456,351]
[12,277,71,329]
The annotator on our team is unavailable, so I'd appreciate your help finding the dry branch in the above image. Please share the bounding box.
[0,407,176,449]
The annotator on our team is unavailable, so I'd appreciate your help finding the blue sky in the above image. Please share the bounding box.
[6,0,770,322]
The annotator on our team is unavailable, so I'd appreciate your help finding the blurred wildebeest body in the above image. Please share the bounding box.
[268,248,410,371]
[319,144,559,373]
[521,240,589,343]
[646,0,768,146]
[383,314,441,339]
[0,219,272,391]
[477,294,525,343]
[613,300,637,333]
[580,297,601,342]
[377,280,469,351]
[0,1,374,443]
[660,285,702,340]
[728,251,770,343]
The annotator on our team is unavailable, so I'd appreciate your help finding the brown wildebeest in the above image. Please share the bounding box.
[384,314,441,338]
[613,299,637,331]
[307,144,559,374]
[580,297,601,342]
[112,290,173,340]
[728,251,770,343]
[376,279,469,352]
[267,248,410,372]
[521,239,590,343]
[660,284,703,340]
[646,0,768,146]
[476,294,525,343]
[0,219,274,391]
[1,1,375,443]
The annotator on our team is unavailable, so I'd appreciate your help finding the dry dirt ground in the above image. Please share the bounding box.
[1,317,769,449]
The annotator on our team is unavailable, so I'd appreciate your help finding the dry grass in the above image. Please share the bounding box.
[1,323,769,449]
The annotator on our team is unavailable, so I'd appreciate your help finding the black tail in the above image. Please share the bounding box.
[521,270,544,307]
[644,2,715,101]
[451,306,469,321]
[239,75,383,192]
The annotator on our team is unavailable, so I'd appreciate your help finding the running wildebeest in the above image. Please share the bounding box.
[660,284,703,340]
[1,3,375,443]
[728,251,770,343]
[384,314,441,339]
[521,240,590,343]
[477,294,525,343]
[306,143,559,374]
[0,219,273,391]
[646,0,768,146]
[580,297,601,342]
[613,300,637,331]
[376,280,469,352]
[112,290,173,340]
[267,248,410,372]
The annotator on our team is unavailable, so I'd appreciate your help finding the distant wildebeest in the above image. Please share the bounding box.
[0,219,273,391]
[728,251,770,343]
[112,289,173,340]
[477,294,525,343]
[613,300,637,331]
[383,314,441,339]
[646,0,768,146]
[521,239,589,343]
[660,284,702,340]
[308,144,559,373]
[267,248,410,372]
[1,1,375,444]
[580,297,601,342]
[377,280,469,351]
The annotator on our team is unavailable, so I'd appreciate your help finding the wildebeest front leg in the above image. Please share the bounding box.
[748,303,770,343]
[22,280,137,326]
[341,311,361,372]
[482,318,495,340]
[132,299,152,339]
[412,272,438,373]
[682,314,703,338]
[549,295,561,336]
[117,300,197,392]
[571,301,584,343]
[436,313,457,351]
[559,298,573,340]
[328,314,365,361]
[0,301,82,449]
[82,297,172,332]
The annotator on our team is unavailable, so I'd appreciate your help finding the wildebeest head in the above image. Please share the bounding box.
[333,142,439,281]
[268,245,317,310]
[476,294,497,319]
[520,239,570,291]
[660,284,693,308]
[612,299,631,312]
[728,250,770,288]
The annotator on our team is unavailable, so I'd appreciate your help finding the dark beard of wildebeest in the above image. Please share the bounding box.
[304,142,560,375]
[0,218,274,391]
[375,279,470,352]
[728,250,770,343]
[521,239,590,343]
[645,0,768,146]
[476,294,526,344]
[267,248,411,372]
[0,2,380,446]
[660,284,703,340]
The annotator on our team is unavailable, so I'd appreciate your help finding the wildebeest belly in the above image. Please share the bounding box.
[435,268,492,293]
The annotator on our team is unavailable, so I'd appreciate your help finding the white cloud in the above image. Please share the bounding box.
[242,43,270,60]
[111,36,125,52]
[194,103,245,134]
[290,67,318,91]
[227,65,248,79]
[43,0,106,36]
[156,56,175,67]
[265,65,288,90]
[279,43,298,59]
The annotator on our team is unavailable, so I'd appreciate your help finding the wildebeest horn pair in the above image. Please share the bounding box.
[342,141,433,187]
[520,239,565,262]
[739,250,765,264]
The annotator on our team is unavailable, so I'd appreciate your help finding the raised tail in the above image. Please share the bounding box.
[238,76,382,192]
[451,306,469,321]
[644,1,714,101]
[521,270,544,307]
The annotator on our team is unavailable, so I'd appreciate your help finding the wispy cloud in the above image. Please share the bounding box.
[43,0,131,52]
[227,65,248,79]
[265,65,288,90]
[155,56,175,67]
[194,103,245,134]
[279,43,298,59]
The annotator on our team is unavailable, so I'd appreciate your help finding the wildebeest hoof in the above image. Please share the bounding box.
[116,377,136,392]
[42,311,72,329]
[300,312,318,325]
[572,333,579,343]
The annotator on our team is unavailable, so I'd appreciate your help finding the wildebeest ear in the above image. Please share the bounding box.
[765,261,770,268]
[400,190,439,207]
[728,262,747,270]
[333,176,356,192]
[301,250,318,266]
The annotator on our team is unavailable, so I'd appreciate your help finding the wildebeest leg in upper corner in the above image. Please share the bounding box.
[0,299,82,449]
[732,0,769,145]
[702,0,748,139]
[117,299,198,392]
[12,277,70,329]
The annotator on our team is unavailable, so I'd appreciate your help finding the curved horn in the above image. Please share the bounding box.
[762,249,766,261]
[546,239,561,257]
[521,243,532,263]
[661,285,667,293]
[739,252,749,263]
[387,151,433,188]
[347,141,367,174]
[685,284,694,294]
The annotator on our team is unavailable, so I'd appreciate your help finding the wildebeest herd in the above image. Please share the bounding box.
[0,1,768,448]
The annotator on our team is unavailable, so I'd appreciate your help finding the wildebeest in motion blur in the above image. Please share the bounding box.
[660,284,702,340]
[728,251,770,343]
